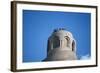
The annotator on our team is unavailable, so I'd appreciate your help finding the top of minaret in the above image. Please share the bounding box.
[43,28,77,61]
[52,28,73,38]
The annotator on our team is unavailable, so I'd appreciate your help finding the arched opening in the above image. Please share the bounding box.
[65,36,70,47]
[72,40,75,51]
[53,36,60,48]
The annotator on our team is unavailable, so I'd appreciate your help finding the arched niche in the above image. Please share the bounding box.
[72,40,76,51]
[53,36,60,49]
[65,36,70,47]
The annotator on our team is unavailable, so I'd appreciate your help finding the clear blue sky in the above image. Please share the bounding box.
[23,10,91,62]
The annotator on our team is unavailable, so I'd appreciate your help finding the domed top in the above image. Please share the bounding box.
[52,28,73,39]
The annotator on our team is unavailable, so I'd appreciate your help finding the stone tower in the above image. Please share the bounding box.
[43,28,77,61]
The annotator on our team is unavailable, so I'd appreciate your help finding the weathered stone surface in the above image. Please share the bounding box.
[43,28,77,61]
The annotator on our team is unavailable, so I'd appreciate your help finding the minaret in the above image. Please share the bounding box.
[43,28,77,61]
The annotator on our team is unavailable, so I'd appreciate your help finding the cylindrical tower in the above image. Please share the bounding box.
[43,28,77,61]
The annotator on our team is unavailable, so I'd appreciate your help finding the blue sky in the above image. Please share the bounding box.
[23,10,91,62]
